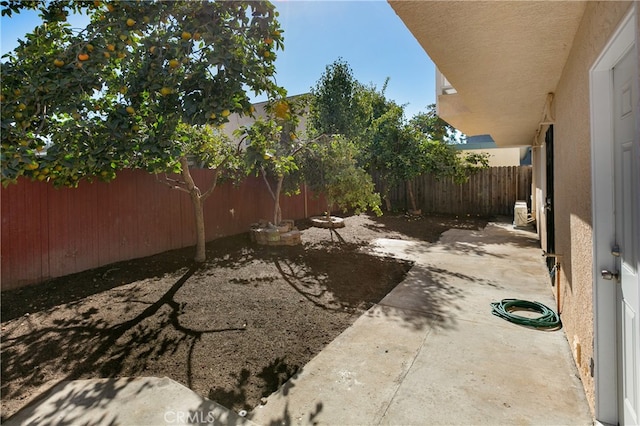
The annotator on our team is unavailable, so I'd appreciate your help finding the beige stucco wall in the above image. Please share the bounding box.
[222,96,311,145]
[461,147,523,167]
[551,1,633,414]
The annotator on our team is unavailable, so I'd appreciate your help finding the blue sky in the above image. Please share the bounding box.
[0,1,436,119]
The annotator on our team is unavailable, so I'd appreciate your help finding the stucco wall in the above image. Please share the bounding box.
[552,1,633,414]
[460,147,522,167]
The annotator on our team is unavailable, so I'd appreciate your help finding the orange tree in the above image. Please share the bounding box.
[237,96,309,226]
[1,0,284,262]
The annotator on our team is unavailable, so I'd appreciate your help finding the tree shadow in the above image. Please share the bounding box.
[255,401,324,426]
[1,265,247,423]
[366,213,492,242]
[0,247,196,322]
[209,358,300,412]
[435,221,542,258]
[369,263,502,331]
[2,377,152,426]
[272,247,413,313]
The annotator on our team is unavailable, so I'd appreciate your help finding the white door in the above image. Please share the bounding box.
[613,46,640,426]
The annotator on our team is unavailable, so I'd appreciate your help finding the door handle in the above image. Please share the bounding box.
[601,269,619,281]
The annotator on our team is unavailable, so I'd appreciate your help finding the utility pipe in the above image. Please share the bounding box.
[542,251,562,313]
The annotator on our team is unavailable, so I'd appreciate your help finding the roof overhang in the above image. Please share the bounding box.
[389,1,587,147]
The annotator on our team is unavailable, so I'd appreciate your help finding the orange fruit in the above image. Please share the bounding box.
[126,18,135,27]
[221,109,230,117]
[274,101,289,119]
[168,59,180,68]
[78,53,89,61]
[181,31,192,40]
[106,44,115,52]
[54,59,65,67]
[126,106,135,114]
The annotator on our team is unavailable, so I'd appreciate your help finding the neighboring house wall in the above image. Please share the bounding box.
[461,147,522,167]
[550,1,633,411]
[221,95,311,145]
[455,136,528,167]
[221,100,269,142]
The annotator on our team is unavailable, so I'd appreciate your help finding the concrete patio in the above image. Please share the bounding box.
[249,220,593,425]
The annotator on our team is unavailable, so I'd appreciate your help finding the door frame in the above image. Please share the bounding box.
[590,6,637,425]
[545,125,556,274]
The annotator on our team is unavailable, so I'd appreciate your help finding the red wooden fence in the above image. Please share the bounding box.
[1,169,326,290]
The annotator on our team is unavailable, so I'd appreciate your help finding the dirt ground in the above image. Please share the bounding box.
[0,213,489,420]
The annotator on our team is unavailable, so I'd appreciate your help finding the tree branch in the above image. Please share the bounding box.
[155,173,190,194]
[261,166,277,202]
[200,168,219,201]
[179,156,201,197]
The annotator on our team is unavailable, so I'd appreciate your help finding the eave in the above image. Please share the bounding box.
[389,1,587,147]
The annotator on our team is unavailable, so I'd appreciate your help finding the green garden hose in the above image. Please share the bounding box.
[491,299,562,329]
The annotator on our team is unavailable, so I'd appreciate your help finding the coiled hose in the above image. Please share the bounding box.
[491,299,561,329]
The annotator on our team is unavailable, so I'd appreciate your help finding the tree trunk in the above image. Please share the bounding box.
[273,175,284,225]
[180,157,206,263]
[382,181,392,211]
[325,199,332,221]
[406,180,418,212]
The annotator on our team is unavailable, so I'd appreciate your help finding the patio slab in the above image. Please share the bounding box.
[4,377,257,426]
[250,220,593,425]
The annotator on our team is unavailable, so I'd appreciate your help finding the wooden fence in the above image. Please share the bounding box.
[2,166,531,290]
[376,166,532,216]
[1,169,327,290]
